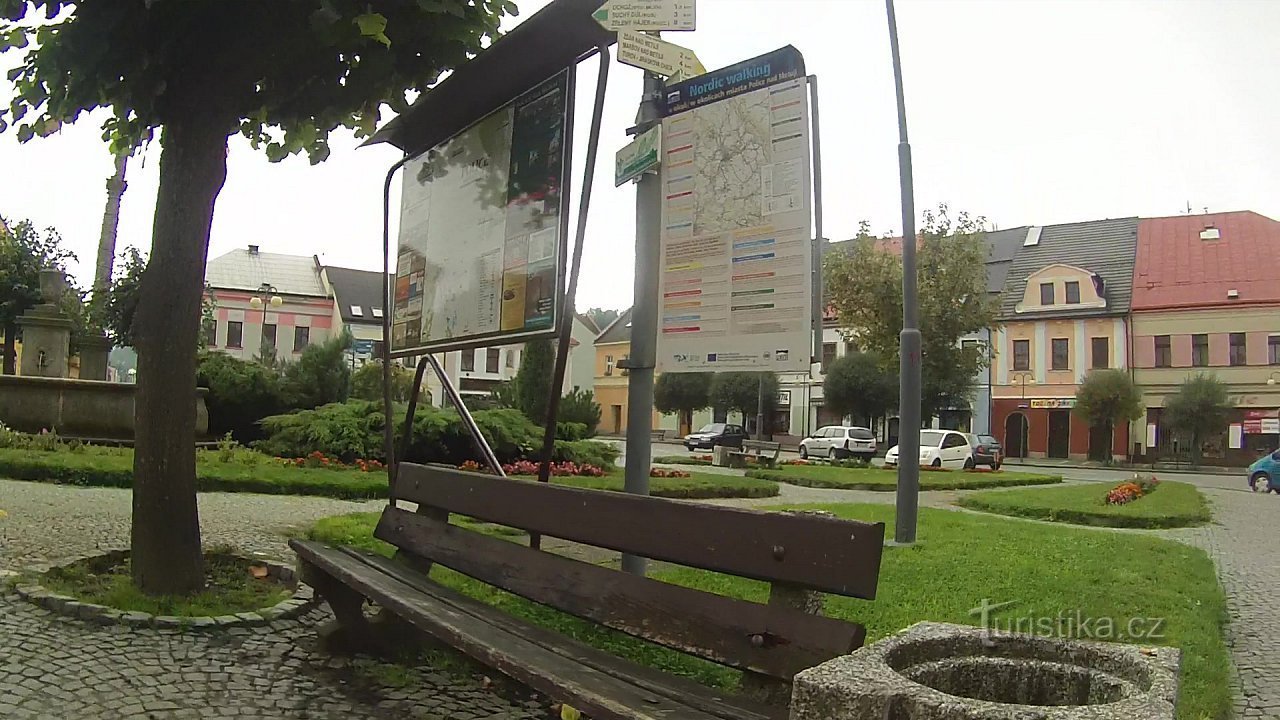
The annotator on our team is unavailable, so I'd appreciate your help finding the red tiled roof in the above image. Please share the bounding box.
[1132,211,1280,310]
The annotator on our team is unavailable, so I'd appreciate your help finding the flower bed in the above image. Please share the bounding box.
[281,450,385,472]
[649,468,691,478]
[458,459,606,477]
[1106,474,1160,505]
[958,478,1207,529]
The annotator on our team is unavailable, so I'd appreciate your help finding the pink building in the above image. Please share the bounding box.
[204,245,335,360]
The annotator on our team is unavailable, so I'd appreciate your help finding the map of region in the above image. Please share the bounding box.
[691,95,770,236]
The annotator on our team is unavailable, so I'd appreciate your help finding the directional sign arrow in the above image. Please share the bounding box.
[616,30,705,79]
[592,0,695,32]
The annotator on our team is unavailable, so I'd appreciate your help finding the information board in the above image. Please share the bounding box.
[391,71,572,355]
[655,47,813,373]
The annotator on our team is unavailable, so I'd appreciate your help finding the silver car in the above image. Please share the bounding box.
[800,426,877,460]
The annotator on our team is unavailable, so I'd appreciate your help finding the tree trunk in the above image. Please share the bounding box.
[2,324,14,375]
[94,153,129,299]
[130,115,229,596]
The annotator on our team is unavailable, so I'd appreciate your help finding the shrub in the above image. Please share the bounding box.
[829,458,870,469]
[197,352,286,442]
[559,388,601,436]
[282,332,352,410]
[350,361,417,403]
[553,439,620,468]
[555,421,589,441]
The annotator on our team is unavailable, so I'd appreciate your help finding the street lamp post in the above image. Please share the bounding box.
[249,283,282,355]
[1012,371,1035,459]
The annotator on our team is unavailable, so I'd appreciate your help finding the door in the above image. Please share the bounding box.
[941,432,971,468]
[1004,414,1027,459]
[611,405,623,435]
[1088,424,1111,462]
[1048,410,1071,458]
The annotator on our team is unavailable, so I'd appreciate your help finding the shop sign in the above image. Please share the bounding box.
[1029,398,1076,409]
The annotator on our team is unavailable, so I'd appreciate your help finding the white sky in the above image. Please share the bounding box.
[1,0,1277,312]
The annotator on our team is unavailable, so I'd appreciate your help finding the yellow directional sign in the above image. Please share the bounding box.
[616,30,705,79]
[592,0,695,32]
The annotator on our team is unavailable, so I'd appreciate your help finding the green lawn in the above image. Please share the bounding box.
[747,464,1061,491]
[0,448,776,501]
[307,504,1228,720]
[957,480,1211,529]
[652,455,713,466]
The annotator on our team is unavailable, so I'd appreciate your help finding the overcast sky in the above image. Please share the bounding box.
[1,0,1277,312]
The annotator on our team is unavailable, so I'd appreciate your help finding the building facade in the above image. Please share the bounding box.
[205,246,334,360]
[1130,212,1280,465]
[991,219,1138,461]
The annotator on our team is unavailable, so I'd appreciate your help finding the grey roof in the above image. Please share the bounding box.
[998,217,1139,319]
[595,306,633,345]
[325,266,389,325]
[206,247,327,297]
[982,227,1030,295]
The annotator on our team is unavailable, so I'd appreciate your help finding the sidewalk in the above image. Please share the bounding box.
[1002,457,1241,477]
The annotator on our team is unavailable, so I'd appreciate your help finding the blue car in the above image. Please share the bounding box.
[1247,450,1280,493]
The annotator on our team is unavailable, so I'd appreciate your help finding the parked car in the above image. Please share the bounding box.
[683,423,746,451]
[1247,449,1280,493]
[799,426,877,461]
[969,433,1003,470]
[883,429,975,469]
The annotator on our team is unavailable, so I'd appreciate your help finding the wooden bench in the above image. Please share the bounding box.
[291,463,884,719]
[729,440,782,469]
[650,428,668,442]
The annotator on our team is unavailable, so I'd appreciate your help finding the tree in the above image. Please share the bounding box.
[1,1,512,594]
[283,332,353,410]
[825,206,999,422]
[0,217,76,374]
[710,372,778,435]
[1163,373,1233,465]
[351,361,416,404]
[94,247,216,350]
[1073,369,1143,458]
[92,153,129,308]
[584,307,620,332]
[654,372,712,433]
[559,387,602,437]
[514,338,555,423]
[823,352,896,427]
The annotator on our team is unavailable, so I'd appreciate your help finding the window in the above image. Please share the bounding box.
[1064,281,1080,304]
[1154,335,1171,368]
[1039,282,1055,305]
[1012,339,1030,371]
[621,354,630,376]
[1270,336,1280,365]
[844,340,858,355]
[262,323,277,349]
[962,339,979,354]
[1051,338,1069,371]
[605,355,614,376]
[350,305,363,317]
[1229,333,1247,366]
[943,433,967,448]
[822,342,837,368]
[486,348,500,373]
[505,350,516,369]
[227,321,243,348]
[293,326,310,352]
[371,308,383,319]
[1192,334,1209,367]
[1091,337,1109,369]
[203,321,217,347]
[460,350,475,372]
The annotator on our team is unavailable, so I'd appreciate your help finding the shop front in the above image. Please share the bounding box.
[993,397,1128,462]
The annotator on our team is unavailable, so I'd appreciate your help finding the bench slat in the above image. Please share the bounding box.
[394,463,884,598]
[374,506,864,679]
[292,540,780,720]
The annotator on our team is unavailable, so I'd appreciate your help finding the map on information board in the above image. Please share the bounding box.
[392,71,571,355]
[657,47,812,373]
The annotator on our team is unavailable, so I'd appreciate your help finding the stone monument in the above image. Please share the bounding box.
[16,268,73,378]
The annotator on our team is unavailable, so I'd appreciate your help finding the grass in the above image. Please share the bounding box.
[957,480,1212,528]
[747,464,1062,491]
[39,550,290,617]
[652,455,712,466]
[0,448,776,500]
[307,504,1229,720]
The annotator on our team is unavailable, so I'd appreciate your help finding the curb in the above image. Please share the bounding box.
[12,550,318,630]
[1003,461,1240,478]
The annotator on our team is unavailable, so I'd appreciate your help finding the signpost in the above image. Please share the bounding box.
[592,0,695,31]
[616,30,704,79]
[615,124,661,186]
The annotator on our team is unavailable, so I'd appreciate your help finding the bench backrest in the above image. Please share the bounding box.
[741,440,781,453]
[382,463,885,680]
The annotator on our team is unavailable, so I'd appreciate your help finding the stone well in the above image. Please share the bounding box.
[790,622,1179,720]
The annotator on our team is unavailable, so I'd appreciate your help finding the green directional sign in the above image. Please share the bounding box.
[615,124,661,186]
[593,0,695,32]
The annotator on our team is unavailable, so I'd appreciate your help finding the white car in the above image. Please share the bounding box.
[883,429,976,469]
[799,426,877,460]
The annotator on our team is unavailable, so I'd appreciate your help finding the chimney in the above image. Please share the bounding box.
[247,244,260,254]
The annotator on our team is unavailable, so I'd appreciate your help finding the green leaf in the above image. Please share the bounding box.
[15,123,33,142]
[354,12,390,47]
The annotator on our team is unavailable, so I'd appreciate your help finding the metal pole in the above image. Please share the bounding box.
[756,374,766,440]
[381,154,413,484]
[426,353,505,475]
[887,0,921,545]
[622,68,664,577]
[808,76,824,365]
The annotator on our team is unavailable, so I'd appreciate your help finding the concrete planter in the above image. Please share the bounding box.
[791,622,1179,719]
[0,374,209,439]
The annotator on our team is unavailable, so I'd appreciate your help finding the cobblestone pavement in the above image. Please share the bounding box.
[0,479,552,719]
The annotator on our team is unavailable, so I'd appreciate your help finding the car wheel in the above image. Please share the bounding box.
[964,457,975,470]
[931,458,942,468]
[799,445,808,460]
[1252,472,1271,492]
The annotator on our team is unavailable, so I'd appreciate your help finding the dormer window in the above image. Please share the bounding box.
[1065,281,1080,304]
[1039,282,1055,305]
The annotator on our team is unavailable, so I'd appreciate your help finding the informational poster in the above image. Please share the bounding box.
[655,46,812,373]
[392,71,571,355]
